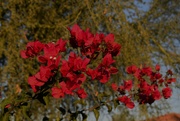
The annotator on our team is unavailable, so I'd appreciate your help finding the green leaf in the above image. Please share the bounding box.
[73,99,86,105]
[42,116,49,121]
[0,112,9,121]
[93,109,99,121]
[81,100,86,105]
[37,95,46,105]
[22,105,31,120]
[73,99,82,105]
[106,104,112,112]
[58,107,66,115]
[82,113,87,121]
[103,91,111,97]
[70,112,78,121]
[114,100,119,109]
[43,95,50,106]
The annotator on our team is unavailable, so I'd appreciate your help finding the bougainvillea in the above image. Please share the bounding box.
[112,65,176,108]
[19,24,176,111]
[20,24,121,100]
[1,24,176,121]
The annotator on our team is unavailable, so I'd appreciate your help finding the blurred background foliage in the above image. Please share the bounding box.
[0,0,179,121]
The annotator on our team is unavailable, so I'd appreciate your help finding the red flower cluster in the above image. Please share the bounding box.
[118,96,134,109]
[68,24,121,58]
[112,64,176,108]
[21,24,121,99]
[21,39,66,92]
[112,80,134,109]
[21,41,44,59]
[20,24,175,109]
[87,53,118,83]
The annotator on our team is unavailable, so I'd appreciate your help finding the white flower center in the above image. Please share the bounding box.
[53,57,57,60]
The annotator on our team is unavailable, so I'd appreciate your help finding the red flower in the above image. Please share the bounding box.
[141,67,152,76]
[162,87,172,99]
[119,85,125,95]
[81,33,104,58]
[111,83,118,91]
[119,85,125,91]
[60,60,71,77]
[125,101,135,109]
[5,104,11,109]
[100,74,110,83]
[44,43,59,59]
[66,73,86,84]
[35,66,53,82]
[124,80,133,91]
[30,85,38,93]
[167,78,176,84]
[68,24,85,48]
[28,76,45,92]
[158,79,164,84]
[60,52,89,77]
[47,55,61,70]
[68,52,77,68]
[126,65,138,74]
[86,68,98,80]
[75,73,86,84]
[51,87,65,98]
[38,43,58,64]
[96,68,110,83]
[73,57,90,72]
[101,53,115,67]
[56,38,67,52]
[139,81,151,96]
[104,33,114,43]
[76,88,87,99]
[104,34,121,56]
[105,42,121,56]
[83,28,94,46]
[118,96,135,109]
[38,39,66,66]
[155,64,160,71]
[138,94,155,104]
[66,72,76,81]
[167,69,173,75]
[118,96,127,103]
[51,81,76,99]
[59,81,72,95]
[150,72,162,82]
[27,66,54,92]
[20,40,44,58]
[38,56,47,64]
[152,89,161,100]
[109,67,118,74]
[88,55,117,84]
[65,79,80,92]
[28,76,44,87]
[154,73,162,79]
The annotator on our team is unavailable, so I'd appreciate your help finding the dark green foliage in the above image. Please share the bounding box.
[59,107,66,115]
